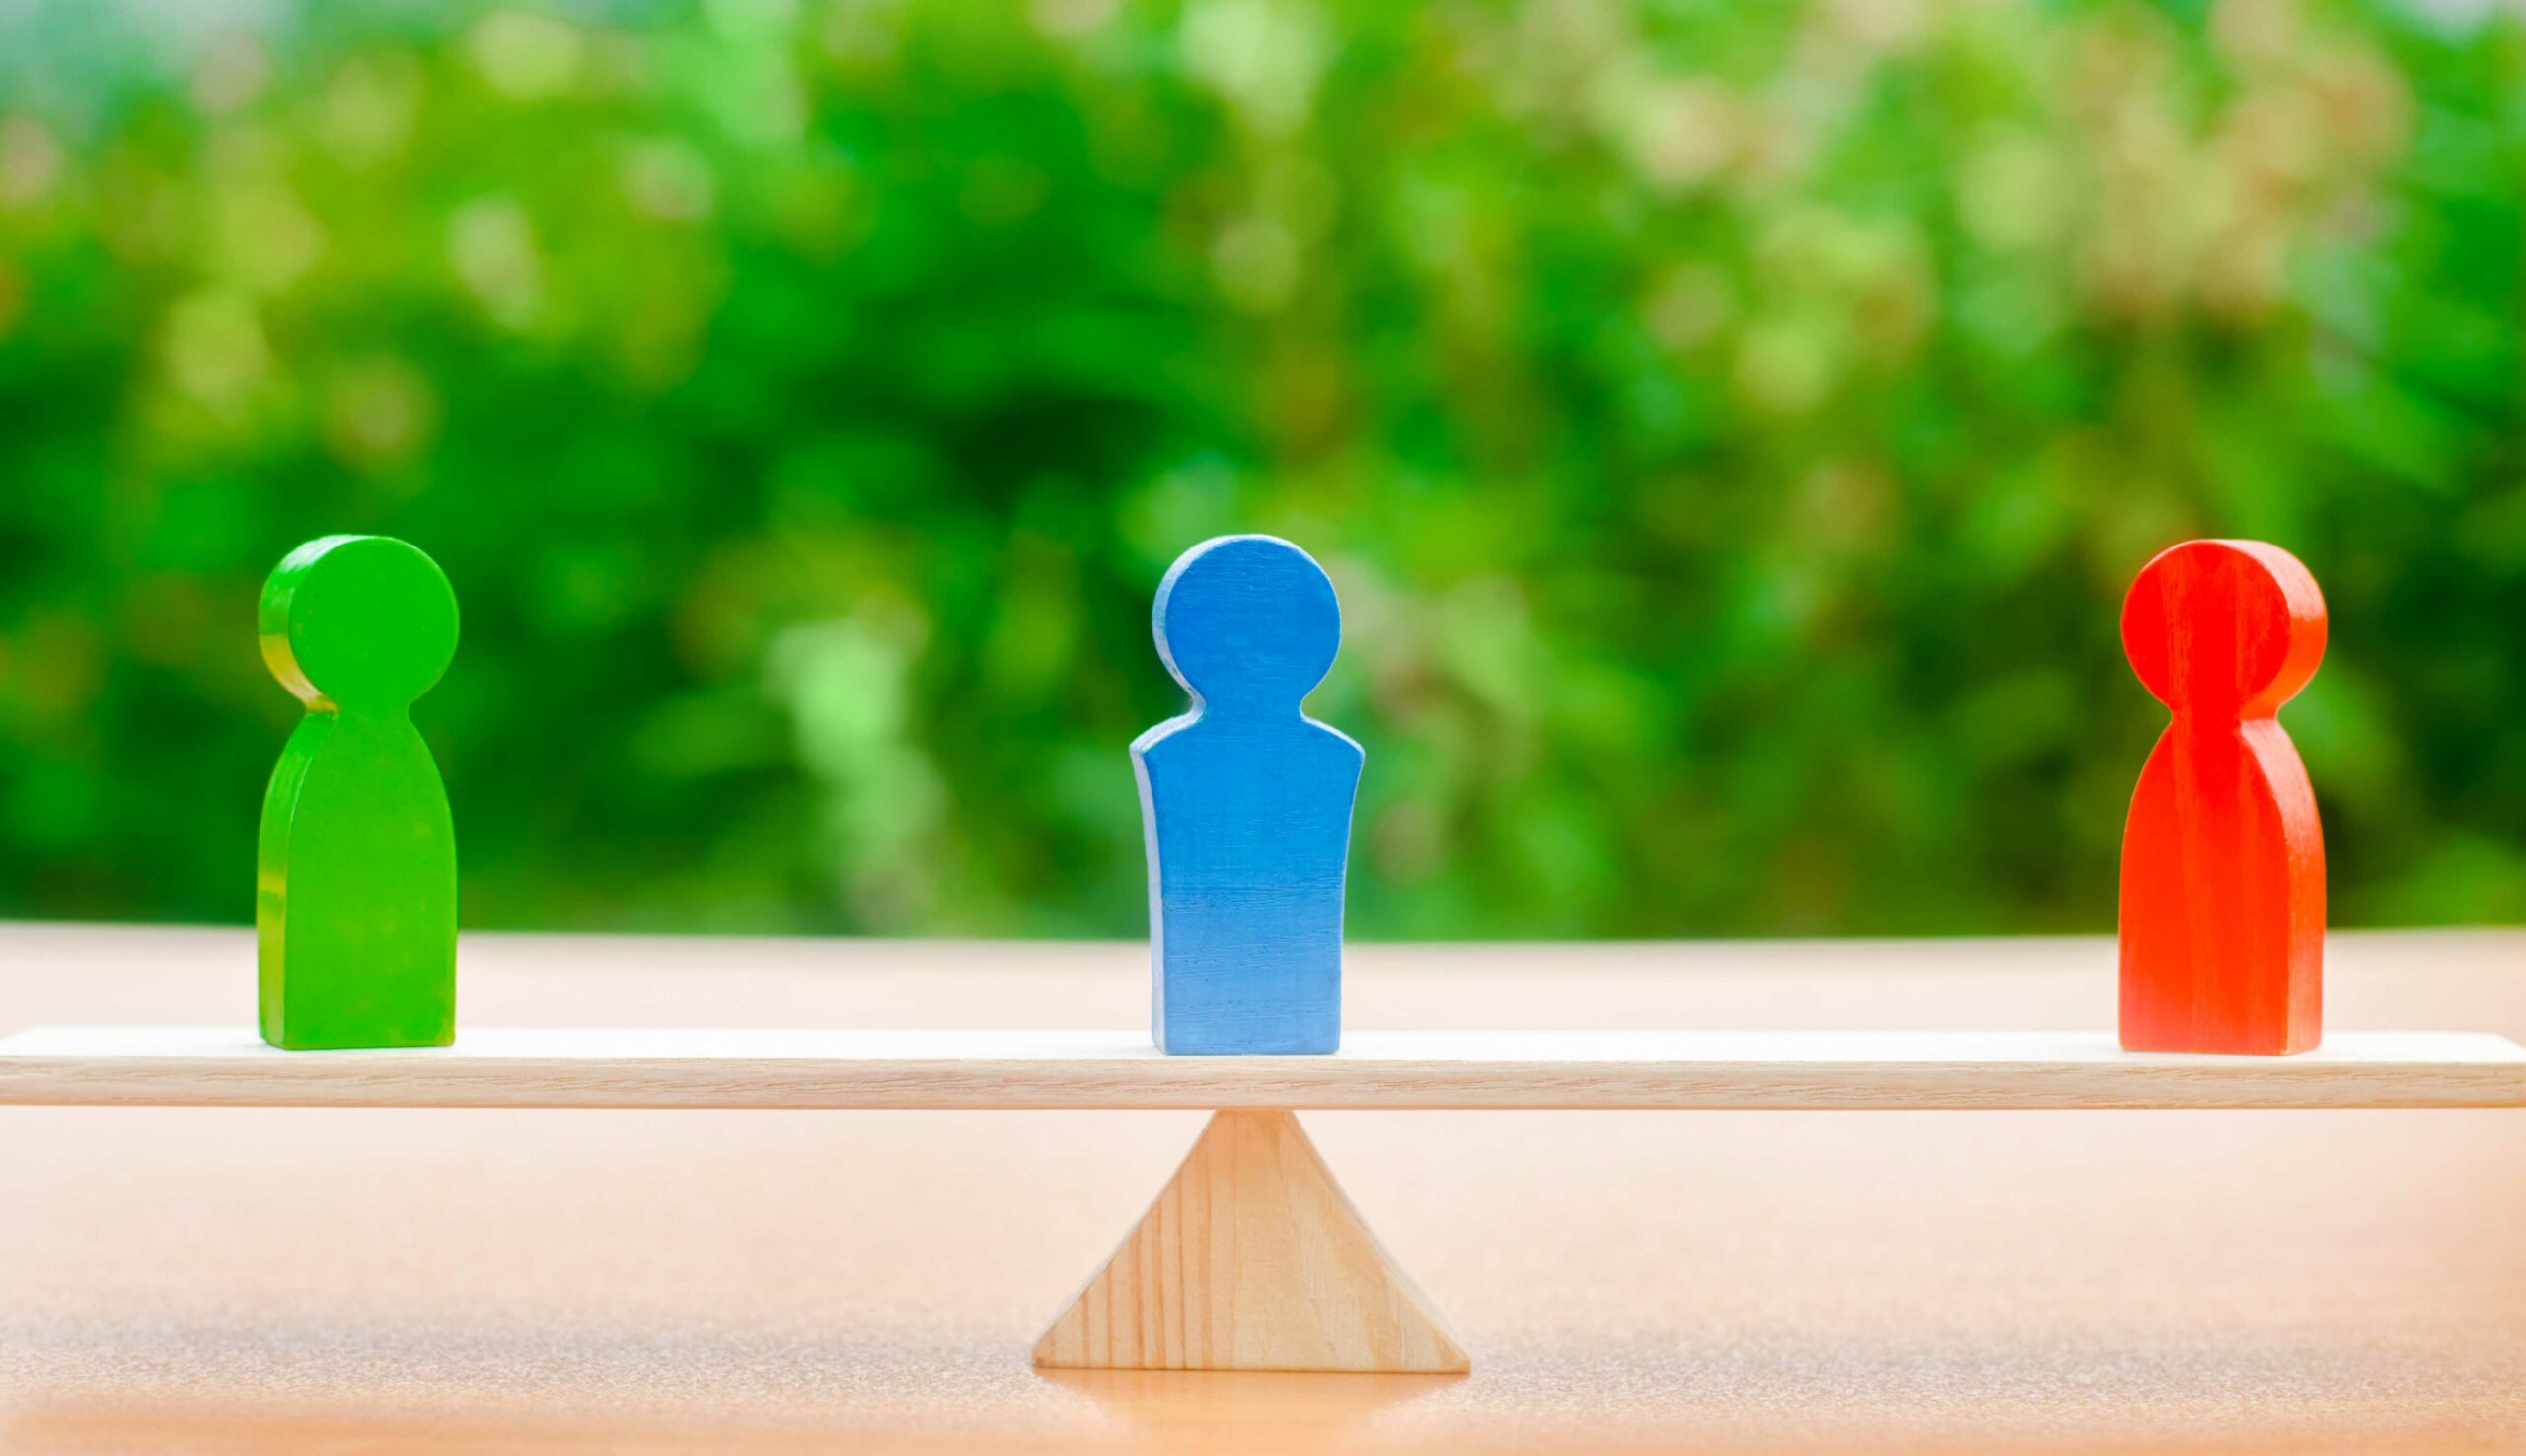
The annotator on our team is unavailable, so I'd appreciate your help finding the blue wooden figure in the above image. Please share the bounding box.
[1133,535,1363,1055]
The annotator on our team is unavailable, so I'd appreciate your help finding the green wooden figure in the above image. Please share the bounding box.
[257,535,460,1050]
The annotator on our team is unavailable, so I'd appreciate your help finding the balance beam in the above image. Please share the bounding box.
[3,1026,2521,1110]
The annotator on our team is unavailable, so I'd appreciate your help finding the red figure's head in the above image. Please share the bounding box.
[2121,539,2326,719]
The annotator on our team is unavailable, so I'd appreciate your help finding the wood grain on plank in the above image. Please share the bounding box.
[1,1027,2521,1109]
[1033,1110,1468,1373]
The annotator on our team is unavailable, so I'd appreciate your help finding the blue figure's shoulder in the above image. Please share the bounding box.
[1129,710,1200,762]
[1134,712,1362,775]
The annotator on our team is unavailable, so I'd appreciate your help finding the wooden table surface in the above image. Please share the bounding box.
[2,925,2522,1455]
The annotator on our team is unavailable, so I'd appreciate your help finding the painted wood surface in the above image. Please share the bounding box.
[2118,540,2327,1055]
[257,536,460,1050]
[1033,1109,1469,1373]
[1135,535,1363,1055]
[4,1026,2520,1109]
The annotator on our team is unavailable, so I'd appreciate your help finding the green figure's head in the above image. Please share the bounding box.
[260,536,459,715]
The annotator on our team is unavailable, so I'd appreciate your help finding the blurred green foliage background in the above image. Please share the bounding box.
[1,0,2522,939]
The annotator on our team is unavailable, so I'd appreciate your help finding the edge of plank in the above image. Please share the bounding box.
[0,1026,2522,1110]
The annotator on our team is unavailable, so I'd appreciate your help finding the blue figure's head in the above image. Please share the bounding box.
[1153,535,1341,717]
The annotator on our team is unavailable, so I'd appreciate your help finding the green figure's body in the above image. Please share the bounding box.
[257,535,460,1050]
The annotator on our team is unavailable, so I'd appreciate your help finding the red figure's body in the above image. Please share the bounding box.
[2118,540,2327,1055]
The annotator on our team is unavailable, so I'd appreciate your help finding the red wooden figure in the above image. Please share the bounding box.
[2118,539,2328,1055]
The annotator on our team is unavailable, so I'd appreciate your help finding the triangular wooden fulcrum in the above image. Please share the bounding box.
[1033,1109,1470,1373]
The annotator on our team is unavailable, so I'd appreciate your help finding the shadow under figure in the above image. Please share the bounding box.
[257,534,460,1050]
[1133,535,1362,1056]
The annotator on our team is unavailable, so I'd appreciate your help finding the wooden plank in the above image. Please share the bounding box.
[0,1026,2522,1110]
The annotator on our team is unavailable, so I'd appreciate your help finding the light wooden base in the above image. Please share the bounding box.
[1033,1110,1468,1374]
[3,1027,2524,1109]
